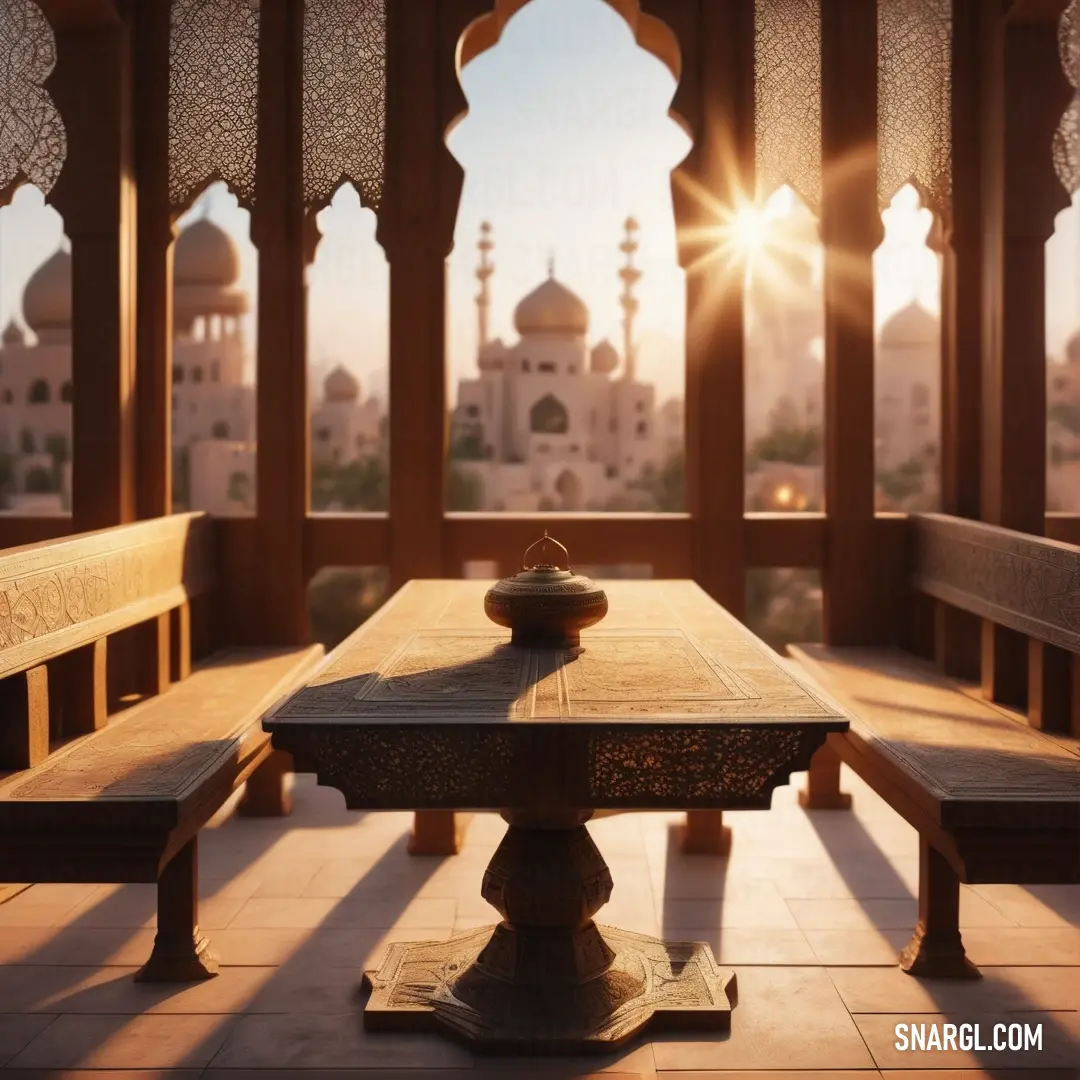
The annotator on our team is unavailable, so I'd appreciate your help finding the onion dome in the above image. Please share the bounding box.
[323,364,361,403]
[175,219,241,287]
[590,339,618,375]
[514,276,589,337]
[478,337,507,372]
[1,320,25,347]
[879,301,938,349]
[22,249,72,333]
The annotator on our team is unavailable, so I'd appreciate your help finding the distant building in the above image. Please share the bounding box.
[450,219,682,511]
[1048,329,1080,511]
[0,217,383,516]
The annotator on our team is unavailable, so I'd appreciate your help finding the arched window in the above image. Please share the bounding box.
[210,360,221,382]
[20,429,35,454]
[0,389,12,405]
[192,365,204,384]
[211,420,230,439]
[174,365,185,384]
[25,467,53,494]
[59,380,72,403]
[530,393,569,435]
[28,379,50,404]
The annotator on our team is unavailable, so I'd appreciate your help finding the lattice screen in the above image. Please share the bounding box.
[877,0,952,214]
[0,0,66,199]
[1056,0,1080,195]
[302,0,386,212]
[168,0,261,210]
[754,0,822,213]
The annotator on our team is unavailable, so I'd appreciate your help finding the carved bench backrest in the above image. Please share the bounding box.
[0,512,216,680]
[912,513,1080,656]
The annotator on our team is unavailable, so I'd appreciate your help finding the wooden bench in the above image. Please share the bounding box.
[789,513,1080,979]
[0,513,323,981]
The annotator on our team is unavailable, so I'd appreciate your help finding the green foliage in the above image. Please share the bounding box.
[448,430,486,461]
[24,466,54,495]
[307,567,390,651]
[747,425,822,468]
[311,455,389,512]
[446,464,484,511]
[1049,401,1080,434]
[744,568,823,652]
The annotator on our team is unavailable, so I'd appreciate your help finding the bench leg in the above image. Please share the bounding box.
[679,811,732,855]
[899,838,981,980]
[798,742,852,810]
[408,811,472,855]
[135,836,218,983]
[238,750,294,817]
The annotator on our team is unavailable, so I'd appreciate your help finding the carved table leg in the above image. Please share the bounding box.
[680,810,732,855]
[238,750,294,817]
[408,810,472,855]
[798,742,852,810]
[135,837,218,983]
[899,838,980,979]
[363,809,736,1053]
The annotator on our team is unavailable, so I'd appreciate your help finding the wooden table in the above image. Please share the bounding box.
[265,579,849,1053]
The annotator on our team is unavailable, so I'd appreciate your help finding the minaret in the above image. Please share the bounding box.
[618,216,641,381]
[475,221,494,349]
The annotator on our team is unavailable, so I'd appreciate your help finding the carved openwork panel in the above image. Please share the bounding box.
[302,0,386,211]
[1056,0,1080,194]
[2,649,313,802]
[754,0,822,211]
[913,514,1080,654]
[168,0,261,210]
[0,0,66,202]
[877,0,952,214]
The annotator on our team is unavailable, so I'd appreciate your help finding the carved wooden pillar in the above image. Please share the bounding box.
[48,11,137,532]
[979,5,1073,707]
[658,0,751,851]
[819,0,881,646]
[130,0,174,521]
[378,0,458,590]
[252,0,309,646]
[934,0,983,682]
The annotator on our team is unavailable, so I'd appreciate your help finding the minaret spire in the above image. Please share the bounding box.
[547,251,555,279]
[618,216,641,381]
[475,221,495,350]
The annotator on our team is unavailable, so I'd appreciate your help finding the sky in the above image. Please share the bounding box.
[0,0,1078,403]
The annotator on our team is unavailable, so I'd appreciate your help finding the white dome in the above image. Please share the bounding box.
[175,219,241,287]
[22,249,72,332]
[880,302,938,349]
[514,276,588,337]
[591,339,619,374]
[323,365,361,403]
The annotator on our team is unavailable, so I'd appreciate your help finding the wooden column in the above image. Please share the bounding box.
[979,6,1073,707]
[130,0,174,521]
[47,11,137,532]
[819,0,882,647]
[251,0,309,646]
[668,0,752,852]
[934,0,984,682]
[379,0,457,591]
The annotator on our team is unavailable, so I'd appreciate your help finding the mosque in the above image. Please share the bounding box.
[0,216,382,515]
[449,219,683,512]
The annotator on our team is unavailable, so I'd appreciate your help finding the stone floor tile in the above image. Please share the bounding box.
[0,927,158,968]
[661,881,800,931]
[0,901,92,928]
[828,965,1080,1014]
[650,966,876,1071]
[247,859,325,899]
[0,1014,58,1067]
[8,1012,236,1069]
[656,1073,882,1080]
[469,1041,656,1076]
[3,1070,205,1080]
[972,884,1080,929]
[804,928,910,966]
[787,891,1014,932]
[206,1012,473,1070]
[207,927,308,967]
[856,1011,1080,1070]
[964,928,1080,967]
[674,927,818,965]
[323,895,457,929]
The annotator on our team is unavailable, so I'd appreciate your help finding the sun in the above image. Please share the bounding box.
[732,206,771,256]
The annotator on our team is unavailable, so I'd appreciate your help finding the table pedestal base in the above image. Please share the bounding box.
[363,923,736,1053]
[362,809,735,1054]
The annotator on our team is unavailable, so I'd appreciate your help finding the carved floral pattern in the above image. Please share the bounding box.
[168,0,261,210]
[754,0,822,212]
[1056,0,1080,194]
[0,0,66,199]
[877,0,952,214]
[302,0,386,211]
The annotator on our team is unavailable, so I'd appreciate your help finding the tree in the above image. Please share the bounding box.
[227,470,252,509]
[25,466,55,494]
[446,464,484,511]
[173,445,191,510]
[747,425,822,468]
[311,455,389,512]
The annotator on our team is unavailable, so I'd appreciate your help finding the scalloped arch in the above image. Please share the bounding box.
[455,0,686,134]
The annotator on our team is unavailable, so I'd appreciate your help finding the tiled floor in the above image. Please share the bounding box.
[0,768,1077,1079]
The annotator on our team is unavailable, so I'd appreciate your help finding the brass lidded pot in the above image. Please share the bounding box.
[484,533,608,647]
